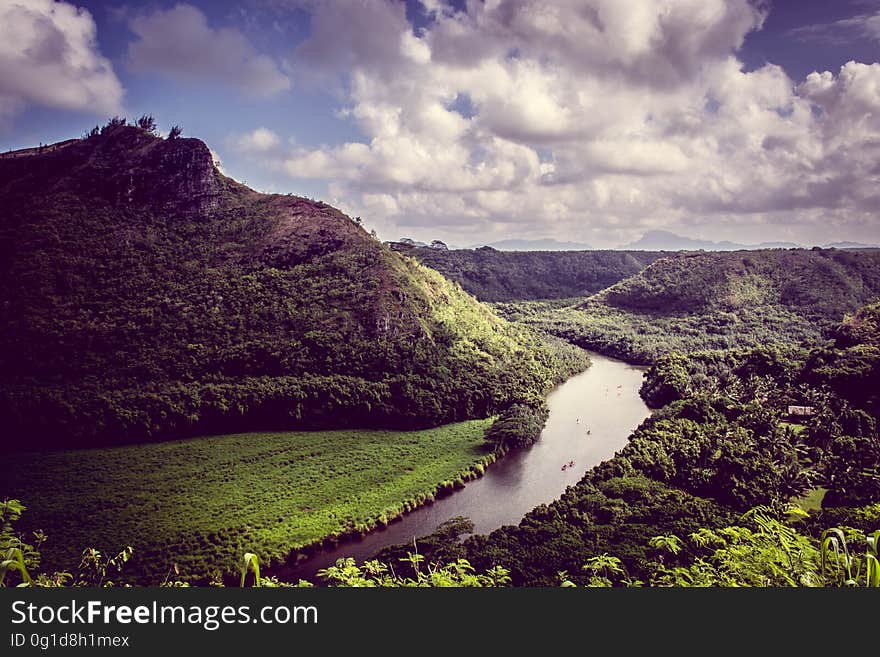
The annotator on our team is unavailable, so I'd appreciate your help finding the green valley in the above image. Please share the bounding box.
[1,421,495,584]
[1,123,877,592]
[490,249,880,364]
[373,304,880,586]
[407,245,664,301]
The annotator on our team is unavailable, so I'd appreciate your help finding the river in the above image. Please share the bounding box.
[280,352,649,581]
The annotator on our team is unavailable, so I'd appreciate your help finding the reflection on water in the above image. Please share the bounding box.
[279,352,649,581]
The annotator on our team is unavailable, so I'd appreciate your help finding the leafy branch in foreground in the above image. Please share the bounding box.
[0,547,31,587]
[4,498,877,588]
[240,552,261,588]
[587,506,880,588]
[316,556,512,587]
[820,527,880,587]
[0,500,36,587]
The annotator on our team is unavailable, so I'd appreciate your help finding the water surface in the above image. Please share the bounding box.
[281,352,649,580]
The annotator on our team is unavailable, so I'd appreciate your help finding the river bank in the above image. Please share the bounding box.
[274,352,650,582]
[1,421,497,584]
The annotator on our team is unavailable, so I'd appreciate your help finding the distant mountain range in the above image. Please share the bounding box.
[621,230,878,251]
[468,238,593,251]
[825,241,880,249]
[395,231,879,253]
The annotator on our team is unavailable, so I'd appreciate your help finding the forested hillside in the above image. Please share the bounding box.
[501,249,880,363]
[408,246,663,301]
[0,125,573,449]
[376,303,880,585]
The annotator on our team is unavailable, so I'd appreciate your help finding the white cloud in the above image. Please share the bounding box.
[128,4,290,97]
[256,0,880,246]
[790,9,880,45]
[229,127,282,154]
[0,0,123,123]
[292,0,412,85]
[868,12,880,41]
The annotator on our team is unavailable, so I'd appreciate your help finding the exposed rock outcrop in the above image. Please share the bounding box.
[0,125,221,219]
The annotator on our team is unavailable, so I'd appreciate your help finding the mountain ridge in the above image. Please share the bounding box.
[524,248,880,363]
[621,229,879,251]
[408,247,664,301]
[468,238,593,251]
[622,229,801,251]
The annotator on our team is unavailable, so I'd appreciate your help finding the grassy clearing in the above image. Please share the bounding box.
[795,487,829,512]
[780,422,807,435]
[1,420,494,583]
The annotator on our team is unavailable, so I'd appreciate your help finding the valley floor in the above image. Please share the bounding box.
[1,420,494,583]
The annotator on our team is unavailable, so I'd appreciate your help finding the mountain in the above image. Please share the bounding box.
[623,230,800,251]
[469,238,593,251]
[599,250,880,316]
[408,247,664,301]
[0,125,564,449]
[517,249,880,364]
[824,241,880,249]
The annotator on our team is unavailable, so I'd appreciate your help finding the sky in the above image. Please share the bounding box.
[1,0,879,248]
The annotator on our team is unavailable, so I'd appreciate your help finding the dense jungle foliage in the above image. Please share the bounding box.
[0,125,579,449]
[408,246,663,301]
[495,249,880,364]
[370,304,880,585]
[5,499,876,588]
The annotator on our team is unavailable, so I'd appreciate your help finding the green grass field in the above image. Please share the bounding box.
[794,486,828,512]
[2,420,494,583]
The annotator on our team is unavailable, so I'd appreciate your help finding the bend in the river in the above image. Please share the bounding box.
[280,352,649,581]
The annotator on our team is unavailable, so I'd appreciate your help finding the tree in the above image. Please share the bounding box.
[100,117,126,136]
[484,402,549,449]
[136,114,157,134]
[168,125,183,140]
[640,352,691,407]
[582,553,626,587]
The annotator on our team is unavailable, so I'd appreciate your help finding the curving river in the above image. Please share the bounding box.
[280,352,649,581]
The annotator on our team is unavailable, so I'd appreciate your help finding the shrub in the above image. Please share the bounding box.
[484,402,549,449]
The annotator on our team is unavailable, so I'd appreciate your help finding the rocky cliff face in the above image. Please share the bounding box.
[0,125,221,219]
[123,131,221,217]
